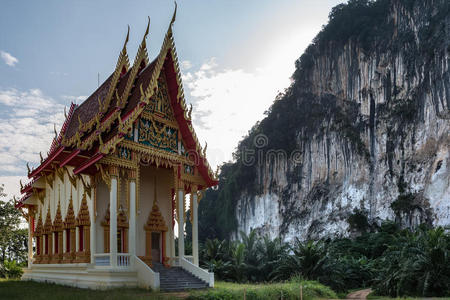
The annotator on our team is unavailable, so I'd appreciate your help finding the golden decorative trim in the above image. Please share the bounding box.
[197,189,205,204]
[96,164,111,190]
[78,175,91,198]
[118,17,150,109]
[75,192,90,226]
[120,139,191,165]
[52,199,63,232]
[55,167,64,182]
[33,188,45,204]
[43,205,52,235]
[181,172,206,187]
[100,156,138,170]
[65,167,78,188]
[144,202,168,232]
[63,194,76,229]
[34,210,43,237]
[62,27,130,148]
[141,111,178,129]
[44,173,54,189]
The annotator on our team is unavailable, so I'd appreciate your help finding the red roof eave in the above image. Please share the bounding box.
[59,149,81,168]
[15,192,32,209]
[73,152,104,175]
[164,52,218,188]
[28,146,65,178]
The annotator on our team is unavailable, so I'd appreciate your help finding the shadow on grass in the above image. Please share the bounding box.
[0,279,179,300]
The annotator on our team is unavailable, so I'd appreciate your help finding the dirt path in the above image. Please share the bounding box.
[346,288,372,299]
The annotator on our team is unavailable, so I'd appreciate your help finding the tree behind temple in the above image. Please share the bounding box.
[0,184,27,265]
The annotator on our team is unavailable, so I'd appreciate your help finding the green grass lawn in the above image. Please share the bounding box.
[3,279,448,300]
[187,280,338,299]
[0,279,337,300]
[0,279,177,300]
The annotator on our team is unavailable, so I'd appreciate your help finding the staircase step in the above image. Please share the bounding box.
[150,263,209,292]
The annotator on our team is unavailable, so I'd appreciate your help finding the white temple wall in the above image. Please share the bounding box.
[136,166,173,258]
[96,180,109,253]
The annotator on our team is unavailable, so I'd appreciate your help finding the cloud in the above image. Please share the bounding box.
[0,88,65,178]
[0,176,26,199]
[181,60,193,71]
[0,50,19,67]
[182,57,294,169]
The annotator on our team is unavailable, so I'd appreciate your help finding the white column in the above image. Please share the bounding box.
[110,177,118,268]
[170,226,175,265]
[90,192,96,264]
[192,192,199,266]
[28,218,33,268]
[75,227,79,253]
[63,229,67,253]
[52,233,56,254]
[177,189,185,260]
[129,179,136,265]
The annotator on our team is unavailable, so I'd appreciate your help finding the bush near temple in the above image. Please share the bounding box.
[198,225,450,297]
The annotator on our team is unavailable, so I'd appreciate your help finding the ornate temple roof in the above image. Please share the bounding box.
[18,6,218,207]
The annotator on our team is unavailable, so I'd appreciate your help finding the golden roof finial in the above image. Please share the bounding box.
[39,152,44,163]
[144,16,150,40]
[171,1,177,26]
[64,106,67,119]
[203,142,207,157]
[26,162,31,174]
[123,25,130,50]
[53,123,58,138]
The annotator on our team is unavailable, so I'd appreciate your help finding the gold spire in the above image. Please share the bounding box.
[117,18,150,109]
[171,1,177,26]
[123,25,130,51]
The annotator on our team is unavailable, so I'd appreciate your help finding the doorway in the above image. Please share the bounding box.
[151,232,161,263]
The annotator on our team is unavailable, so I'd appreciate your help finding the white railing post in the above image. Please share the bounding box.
[110,177,118,268]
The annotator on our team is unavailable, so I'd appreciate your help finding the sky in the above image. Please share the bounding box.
[0,0,344,199]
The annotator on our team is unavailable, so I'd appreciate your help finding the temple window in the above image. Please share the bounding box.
[36,236,41,255]
[54,232,59,254]
[44,235,49,255]
[79,226,84,252]
[66,229,71,252]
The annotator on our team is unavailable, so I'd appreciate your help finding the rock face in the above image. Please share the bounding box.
[234,0,450,242]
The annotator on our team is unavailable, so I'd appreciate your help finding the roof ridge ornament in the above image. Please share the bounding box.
[118,17,151,109]
[144,16,150,40]
[123,25,130,51]
[170,1,177,27]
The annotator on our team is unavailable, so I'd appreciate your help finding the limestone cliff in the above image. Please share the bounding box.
[199,0,450,242]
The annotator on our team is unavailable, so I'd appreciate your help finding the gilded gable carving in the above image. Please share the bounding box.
[144,202,168,232]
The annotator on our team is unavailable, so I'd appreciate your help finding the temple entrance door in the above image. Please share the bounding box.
[151,232,161,263]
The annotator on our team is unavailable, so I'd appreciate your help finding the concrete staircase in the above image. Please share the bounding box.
[151,263,209,292]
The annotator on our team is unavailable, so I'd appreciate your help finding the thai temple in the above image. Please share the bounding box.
[15,6,218,291]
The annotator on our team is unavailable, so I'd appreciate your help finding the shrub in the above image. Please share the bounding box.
[0,260,23,279]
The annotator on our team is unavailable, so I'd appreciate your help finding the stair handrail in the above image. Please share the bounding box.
[179,257,214,287]
[134,255,160,290]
